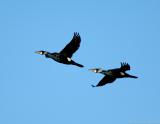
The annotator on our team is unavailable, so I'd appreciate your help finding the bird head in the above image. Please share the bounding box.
[89,68,103,73]
[35,50,48,55]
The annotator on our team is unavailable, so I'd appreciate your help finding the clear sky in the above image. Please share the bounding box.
[0,0,160,124]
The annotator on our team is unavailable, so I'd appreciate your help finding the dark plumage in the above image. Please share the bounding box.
[35,32,84,67]
[90,62,138,87]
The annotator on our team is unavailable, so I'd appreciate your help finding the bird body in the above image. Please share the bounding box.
[35,32,84,67]
[90,62,138,87]
[45,52,71,64]
[105,68,137,79]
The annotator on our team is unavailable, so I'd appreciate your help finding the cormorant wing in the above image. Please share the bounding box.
[60,32,81,58]
[120,62,130,72]
[94,75,116,87]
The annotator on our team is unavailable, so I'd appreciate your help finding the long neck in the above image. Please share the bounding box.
[99,70,108,75]
[45,52,60,61]
[44,52,51,58]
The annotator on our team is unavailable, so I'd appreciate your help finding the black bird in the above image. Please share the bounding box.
[89,62,138,87]
[35,32,84,67]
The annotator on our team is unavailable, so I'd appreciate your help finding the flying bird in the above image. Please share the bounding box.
[35,32,84,67]
[89,62,138,87]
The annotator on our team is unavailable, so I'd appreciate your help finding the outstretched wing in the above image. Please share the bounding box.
[93,75,116,87]
[60,32,81,58]
[120,62,130,72]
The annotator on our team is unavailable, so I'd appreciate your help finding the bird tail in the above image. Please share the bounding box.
[91,84,96,87]
[126,74,138,78]
[72,61,84,68]
[129,75,138,78]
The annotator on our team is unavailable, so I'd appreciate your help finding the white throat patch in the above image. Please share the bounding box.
[39,52,43,55]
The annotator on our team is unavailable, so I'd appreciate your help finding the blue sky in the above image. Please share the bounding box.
[0,0,160,124]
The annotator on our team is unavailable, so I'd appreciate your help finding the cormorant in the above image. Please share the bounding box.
[89,62,138,87]
[35,32,84,67]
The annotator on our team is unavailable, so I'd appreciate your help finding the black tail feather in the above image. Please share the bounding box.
[72,61,84,68]
[127,74,138,78]
[91,84,96,87]
[130,75,138,78]
[125,73,138,79]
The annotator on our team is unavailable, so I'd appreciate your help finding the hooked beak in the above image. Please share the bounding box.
[35,51,43,55]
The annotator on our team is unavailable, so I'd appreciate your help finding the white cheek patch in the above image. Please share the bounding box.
[120,72,125,76]
[67,57,72,62]
[94,70,98,73]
